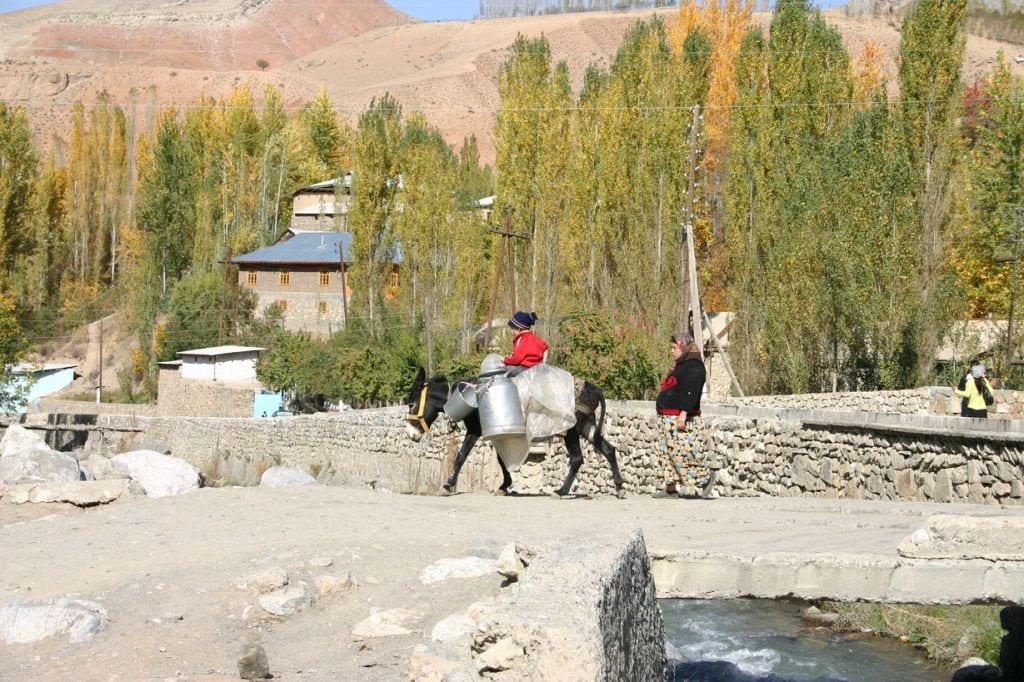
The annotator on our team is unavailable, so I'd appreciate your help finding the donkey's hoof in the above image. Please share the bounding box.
[615,489,627,500]
[493,488,508,497]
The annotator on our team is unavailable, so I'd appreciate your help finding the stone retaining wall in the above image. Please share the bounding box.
[468,527,665,679]
[719,387,1024,420]
[33,399,156,417]
[5,401,1023,505]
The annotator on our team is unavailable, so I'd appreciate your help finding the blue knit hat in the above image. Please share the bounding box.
[509,311,538,331]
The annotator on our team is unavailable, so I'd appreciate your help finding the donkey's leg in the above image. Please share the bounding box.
[580,414,625,498]
[442,432,480,494]
[555,427,586,497]
[494,454,513,495]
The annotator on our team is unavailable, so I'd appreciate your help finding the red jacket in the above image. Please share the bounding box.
[503,331,549,368]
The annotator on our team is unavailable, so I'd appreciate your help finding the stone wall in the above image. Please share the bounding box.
[466,526,665,679]
[6,400,1024,505]
[155,370,257,418]
[32,399,156,417]
[718,386,1024,420]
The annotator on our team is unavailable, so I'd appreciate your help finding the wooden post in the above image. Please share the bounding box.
[681,104,701,337]
[687,223,704,357]
[703,311,743,397]
[339,242,349,332]
[96,316,103,404]
[483,207,528,350]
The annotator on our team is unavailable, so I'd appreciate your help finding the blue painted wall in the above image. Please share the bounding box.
[254,389,284,417]
[10,366,76,413]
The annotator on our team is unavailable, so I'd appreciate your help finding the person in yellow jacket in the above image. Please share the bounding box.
[953,364,995,418]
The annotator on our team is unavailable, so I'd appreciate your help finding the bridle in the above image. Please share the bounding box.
[406,384,431,433]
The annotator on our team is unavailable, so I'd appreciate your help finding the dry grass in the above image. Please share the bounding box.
[819,601,1004,665]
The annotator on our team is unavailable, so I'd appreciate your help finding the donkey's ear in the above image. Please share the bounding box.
[406,367,426,405]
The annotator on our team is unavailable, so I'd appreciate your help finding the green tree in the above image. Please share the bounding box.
[958,55,1024,319]
[898,0,968,382]
[349,94,404,334]
[136,110,198,293]
[304,87,344,178]
[0,294,32,410]
[0,103,38,281]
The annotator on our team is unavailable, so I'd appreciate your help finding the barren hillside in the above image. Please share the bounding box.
[0,1,1022,163]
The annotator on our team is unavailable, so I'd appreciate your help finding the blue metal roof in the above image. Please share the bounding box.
[231,231,403,266]
[231,232,350,266]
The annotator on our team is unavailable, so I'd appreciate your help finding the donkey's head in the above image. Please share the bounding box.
[405,368,450,442]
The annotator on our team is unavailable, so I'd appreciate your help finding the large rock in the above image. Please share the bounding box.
[257,585,314,617]
[80,454,128,481]
[0,433,80,486]
[8,479,130,506]
[110,450,200,498]
[352,608,420,638]
[419,556,497,585]
[0,597,108,644]
[0,424,48,457]
[898,515,1024,560]
[259,466,317,487]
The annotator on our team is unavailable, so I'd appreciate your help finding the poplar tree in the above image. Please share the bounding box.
[394,113,460,371]
[304,87,345,178]
[494,35,554,313]
[350,94,403,334]
[898,0,967,382]
[0,103,37,283]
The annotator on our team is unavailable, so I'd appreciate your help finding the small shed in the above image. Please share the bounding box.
[178,346,264,382]
[10,363,77,411]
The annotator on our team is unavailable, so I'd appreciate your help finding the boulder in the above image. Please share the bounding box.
[236,566,289,594]
[0,424,48,457]
[352,608,420,638]
[419,556,497,585]
[257,585,314,617]
[259,466,317,487]
[0,442,80,486]
[8,479,130,506]
[80,454,128,481]
[110,450,200,498]
[0,597,108,644]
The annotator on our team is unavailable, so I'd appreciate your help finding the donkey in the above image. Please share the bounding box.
[404,368,625,498]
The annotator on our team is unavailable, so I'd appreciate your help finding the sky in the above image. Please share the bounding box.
[1,0,849,20]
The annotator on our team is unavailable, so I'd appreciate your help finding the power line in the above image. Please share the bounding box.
[2,95,1021,113]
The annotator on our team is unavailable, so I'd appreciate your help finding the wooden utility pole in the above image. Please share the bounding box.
[681,104,704,352]
[339,245,349,332]
[483,207,529,350]
[96,315,103,404]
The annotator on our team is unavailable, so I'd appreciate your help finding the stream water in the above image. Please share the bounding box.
[661,599,947,682]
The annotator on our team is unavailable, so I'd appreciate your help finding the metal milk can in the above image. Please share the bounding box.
[477,373,526,440]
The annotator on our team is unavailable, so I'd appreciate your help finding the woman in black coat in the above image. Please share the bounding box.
[655,332,708,497]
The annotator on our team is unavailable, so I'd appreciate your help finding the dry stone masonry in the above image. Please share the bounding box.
[3,391,1022,505]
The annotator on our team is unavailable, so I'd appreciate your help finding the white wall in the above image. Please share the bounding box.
[181,353,259,382]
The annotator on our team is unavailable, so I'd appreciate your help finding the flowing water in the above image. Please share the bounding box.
[661,599,947,682]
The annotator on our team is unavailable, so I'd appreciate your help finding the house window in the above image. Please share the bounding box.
[280,271,290,286]
[246,271,258,285]
[388,266,400,288]
[276,299,288,311]
[318,301,328,315]
[319,272,330,286]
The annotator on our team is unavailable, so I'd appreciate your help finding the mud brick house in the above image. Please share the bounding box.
[231,230,352,335]
[290,175,351,230]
